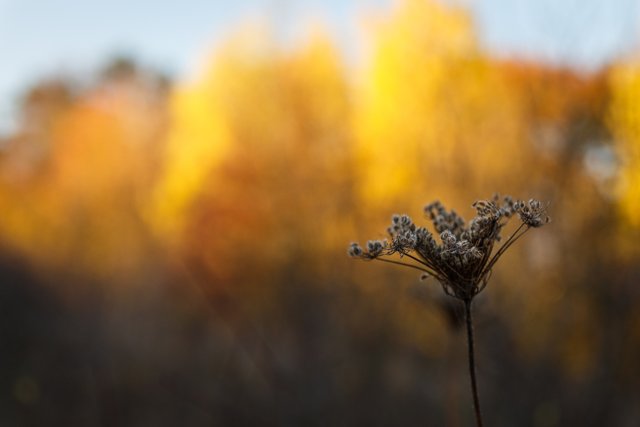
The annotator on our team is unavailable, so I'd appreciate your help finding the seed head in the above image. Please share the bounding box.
[515,198,550,228]
[348,242,364,258]
[349,195,549,301]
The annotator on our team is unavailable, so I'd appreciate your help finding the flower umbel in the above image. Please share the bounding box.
[349,194,549,427]
[348,195,549,302]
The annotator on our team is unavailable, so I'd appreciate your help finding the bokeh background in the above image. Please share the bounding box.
[1,0,640,425]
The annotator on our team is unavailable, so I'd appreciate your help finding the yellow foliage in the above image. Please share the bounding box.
[150,80,231,239]
[165,30,354,284]
[609,60,640,226]
[0,79,163,279]
[354,0,527,208]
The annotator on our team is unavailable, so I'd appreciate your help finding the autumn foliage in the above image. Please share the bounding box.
[1,1,639,425]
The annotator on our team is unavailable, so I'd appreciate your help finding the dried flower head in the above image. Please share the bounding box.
[348,195,549,302]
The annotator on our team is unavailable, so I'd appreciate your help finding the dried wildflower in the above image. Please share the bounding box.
[349,194,548,302]
[514,199,550,228]
[348,194,549,427]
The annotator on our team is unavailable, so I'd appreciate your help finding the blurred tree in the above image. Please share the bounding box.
[609,59,640,228]
[0,2,638,425]
[0,79,74,180]
[0,59,169,281]
[166,30,355,293]
[353,0,530,211]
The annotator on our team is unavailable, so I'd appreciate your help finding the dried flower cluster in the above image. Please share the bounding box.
[348,195,549,302]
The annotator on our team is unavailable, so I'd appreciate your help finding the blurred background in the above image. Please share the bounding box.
[1,0,640,425]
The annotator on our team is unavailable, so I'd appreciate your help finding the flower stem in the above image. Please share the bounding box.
[465,299,484,427]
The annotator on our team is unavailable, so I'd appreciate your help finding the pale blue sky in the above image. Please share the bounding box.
[0,0,638,134]
[469,0,639,66]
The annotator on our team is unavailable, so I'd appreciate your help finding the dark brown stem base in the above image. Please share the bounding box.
[465,300,484,427]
